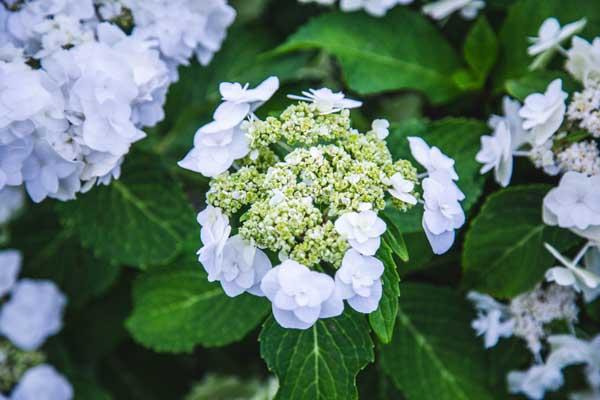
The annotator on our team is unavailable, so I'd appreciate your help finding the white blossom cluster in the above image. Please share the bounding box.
[181,77,466,329]
[477,17,600,186]
[0,0,235,204]
[298,0,484,19]
[471,18,600,398]
[0,249,71,400]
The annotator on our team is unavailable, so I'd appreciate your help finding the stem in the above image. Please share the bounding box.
[276,141,293,153]
[556,45,569,57]
[417,172,428,179]
[573,241,592,265]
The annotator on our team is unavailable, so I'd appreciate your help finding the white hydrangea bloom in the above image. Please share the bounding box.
[566,37,600,84]
[370,119,389,140]
[407,136,459,181]
[260,260,343,329]
[288,88,362,114]
[508,364,564,400]
[339,0,403,17]
[11,364,73,400]
[0,279,66,351]
[467,291,514,348]
[476,120,513,187]
[422,0,485,21]
[387,173,417,205]
[519,79,567,145]
[178,124,249,178]
[179,77,279,178]
[0,186,24,225]
[335,249,384,313]
[0,249,20,298]
[543,172,600,236]
[1,1,236,203]
[197,206,231,276]
[124,0,235,67]
[211,76,280,131]
[527,18,586,57]
[334,210,386,256]
[209,235,272,297]
[509,285,578,356]
[545,243,600,303]
[488,96,528,150]
[22,141,82,203]
[0,137,33,190]
[421,171,465,255]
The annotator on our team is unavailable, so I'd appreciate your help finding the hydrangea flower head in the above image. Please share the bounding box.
[0,279,66,351]
[10,364,72,400]
[186,81,465,329]
[0,0,236,203]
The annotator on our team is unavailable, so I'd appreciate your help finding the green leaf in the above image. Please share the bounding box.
[260,312,374,400]
[464,16,498,83]
[369,241,400,344]
[380,283,494,400]
[381,219,409,262]
[126,264,269,353]
[57,153,196,268]
[494,0,600,90]
[275,9,462,104]
[463,185,580,298]
[505,70,579,101]
[10,203,119,308]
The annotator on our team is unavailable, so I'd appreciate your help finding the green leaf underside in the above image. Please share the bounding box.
[380,283,494,400]
[57,153,196,268]
[275,9,462,104]
[126,265,269,353]
[369,240,401,344]
[462,185,580,298]
[260,312,374,400]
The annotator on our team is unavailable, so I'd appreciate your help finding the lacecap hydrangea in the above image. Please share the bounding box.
[0,0,235,204]
[180,77,467,329]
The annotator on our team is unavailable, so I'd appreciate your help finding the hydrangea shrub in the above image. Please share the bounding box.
[1,1,600,399]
